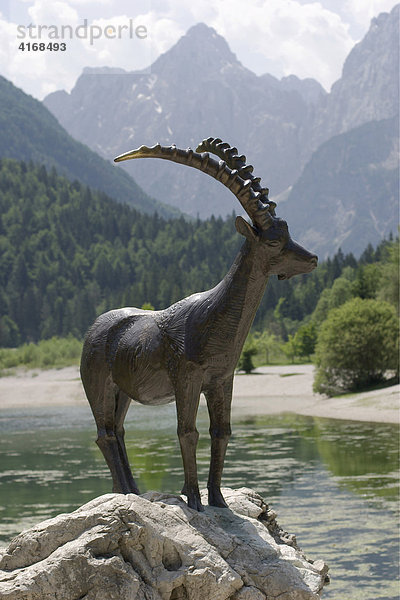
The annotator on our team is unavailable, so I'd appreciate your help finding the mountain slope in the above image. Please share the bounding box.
[0,76,178,218]
[42,9,399,255]
[308,4,399,152]
[44,23,319,218]
[280,117,399,259]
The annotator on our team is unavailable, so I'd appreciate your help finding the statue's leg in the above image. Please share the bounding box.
[175,368,203,511]
[204,377,233,508]
[90,375,137,494]
[114,389,140,494]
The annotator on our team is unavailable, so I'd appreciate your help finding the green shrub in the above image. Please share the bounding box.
[0,336,82,371]
[313,298,399,395]
[238,336,258,374]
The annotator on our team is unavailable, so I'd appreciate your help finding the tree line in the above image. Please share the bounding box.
[0,158,397,371]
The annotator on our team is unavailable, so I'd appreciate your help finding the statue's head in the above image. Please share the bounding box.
[235,211,317,280]
[114,137,317,279]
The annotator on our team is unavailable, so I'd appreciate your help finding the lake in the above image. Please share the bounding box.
[0,401,398,599]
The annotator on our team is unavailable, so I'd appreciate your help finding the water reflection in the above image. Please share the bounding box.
[0,404,398,599]
[231,414,399,506]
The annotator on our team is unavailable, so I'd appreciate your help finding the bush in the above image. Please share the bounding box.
[313,298,399,395]
[0,336,82,371]
[238,337,258,374]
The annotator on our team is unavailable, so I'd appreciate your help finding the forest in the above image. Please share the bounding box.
[0,158,397,357]
[0,75,176,218]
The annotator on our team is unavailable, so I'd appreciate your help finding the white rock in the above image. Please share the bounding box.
[0,488,328,600]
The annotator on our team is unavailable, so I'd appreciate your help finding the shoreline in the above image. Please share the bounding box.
[0,365,398,424]
[232,365,399,424]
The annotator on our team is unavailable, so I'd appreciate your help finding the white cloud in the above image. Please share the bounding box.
[67,0,113,4]
[28,0,79,24]
[344,0,397,31]
[204,0,354,88]
[144,15,185,57]
[0,0,397,99]
[0,2,152,98]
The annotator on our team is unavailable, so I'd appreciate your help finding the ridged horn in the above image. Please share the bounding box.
[196,137,275,213]
[114,143,274,231]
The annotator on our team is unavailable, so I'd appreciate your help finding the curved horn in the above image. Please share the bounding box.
[114,143,274,231]
[196,137,275,213]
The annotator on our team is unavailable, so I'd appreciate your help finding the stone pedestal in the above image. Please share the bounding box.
[0,487,329,599]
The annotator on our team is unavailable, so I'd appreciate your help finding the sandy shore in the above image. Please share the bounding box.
[0,365,398,424]
[232,365,399,424]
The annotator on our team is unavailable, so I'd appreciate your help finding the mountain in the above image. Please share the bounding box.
[280,116,399,259]
[307,4,399,153]
[279,4,399,258]
[273,74,326,106]
[42,8,399,255]
[44,23,323,218]
[0,76,178,218]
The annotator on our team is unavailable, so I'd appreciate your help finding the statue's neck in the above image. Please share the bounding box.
[209,239,269,354]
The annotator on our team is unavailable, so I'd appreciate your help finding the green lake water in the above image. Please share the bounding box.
[0,401,398,599]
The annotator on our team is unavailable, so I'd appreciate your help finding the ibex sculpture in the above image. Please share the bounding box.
[80,138,317,511]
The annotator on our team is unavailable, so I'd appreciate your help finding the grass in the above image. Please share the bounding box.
[0,336,82,373]
[252,349,312,368]
[0,337,314,374]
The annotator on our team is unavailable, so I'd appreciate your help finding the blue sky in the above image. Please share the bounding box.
[0,0,398,99]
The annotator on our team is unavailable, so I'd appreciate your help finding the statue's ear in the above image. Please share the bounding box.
[235,216,258,241]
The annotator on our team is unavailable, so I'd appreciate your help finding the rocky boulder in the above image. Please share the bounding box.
[0,487,329,600]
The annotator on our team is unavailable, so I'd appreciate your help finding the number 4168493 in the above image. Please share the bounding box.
[18,42,66,51]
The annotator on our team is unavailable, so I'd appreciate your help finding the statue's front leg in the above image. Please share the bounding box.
[204,377,233,508]
[175,367,203,511]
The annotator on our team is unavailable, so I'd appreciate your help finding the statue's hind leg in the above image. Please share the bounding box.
[87,374,139,494]
[114,389,139,493]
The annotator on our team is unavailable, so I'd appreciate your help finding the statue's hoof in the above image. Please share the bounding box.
[208,489,228,508]
[185,491,204,512]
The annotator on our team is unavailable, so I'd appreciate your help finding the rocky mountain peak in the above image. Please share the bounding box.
[152,22,241,78]
[279,74,326,105]
[341,4,399,84]
[41,9,399,256]
[309,4,399,150]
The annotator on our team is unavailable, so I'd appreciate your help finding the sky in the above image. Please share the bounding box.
[0,0,398,100]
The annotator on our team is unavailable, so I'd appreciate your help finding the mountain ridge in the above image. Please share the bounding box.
[42,7,399,256]
[43,22,318,216]
[307,4,399,152]
[0,76,179,218]
[281,116,399,259]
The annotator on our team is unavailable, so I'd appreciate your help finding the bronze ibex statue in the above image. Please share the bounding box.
[80,138,317,511]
